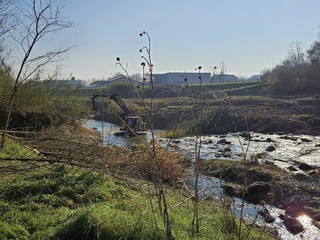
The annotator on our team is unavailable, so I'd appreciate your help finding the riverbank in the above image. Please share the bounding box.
[94,95,320,136]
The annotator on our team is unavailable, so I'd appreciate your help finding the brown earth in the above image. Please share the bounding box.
[122,95,320,136]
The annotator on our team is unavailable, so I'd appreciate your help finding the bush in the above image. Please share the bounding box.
[106,82,136,98]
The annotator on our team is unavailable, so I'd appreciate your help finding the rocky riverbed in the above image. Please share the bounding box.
[84,118,320,239]
[160,132,320,240]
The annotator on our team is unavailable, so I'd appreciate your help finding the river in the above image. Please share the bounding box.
[83,118,320,240]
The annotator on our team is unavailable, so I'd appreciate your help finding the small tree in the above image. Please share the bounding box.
[219,61,227,83]
[0,0,72,148]
[307,31,320,65]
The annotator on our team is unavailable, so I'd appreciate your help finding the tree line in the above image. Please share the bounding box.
[262,32,320,95]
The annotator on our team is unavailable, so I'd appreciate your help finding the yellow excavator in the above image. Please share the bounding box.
[91,94,147,137]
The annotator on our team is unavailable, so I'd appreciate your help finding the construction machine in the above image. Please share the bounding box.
[91,94,147,137]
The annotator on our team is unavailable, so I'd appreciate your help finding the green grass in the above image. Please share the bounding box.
[0,165,275,240]
[0,138,36,159]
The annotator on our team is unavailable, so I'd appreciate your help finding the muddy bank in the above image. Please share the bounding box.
[0,109,64,131]
[154,97,320,135]
[112,95,320,136]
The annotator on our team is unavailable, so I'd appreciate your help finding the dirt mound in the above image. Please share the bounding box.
[0,109,60,131]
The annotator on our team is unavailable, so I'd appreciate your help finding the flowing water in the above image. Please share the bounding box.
[162,133,320,240]
[82,119,154,147]
[83,119,320,240]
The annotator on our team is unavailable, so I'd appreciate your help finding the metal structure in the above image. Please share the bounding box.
[91,94,146,137]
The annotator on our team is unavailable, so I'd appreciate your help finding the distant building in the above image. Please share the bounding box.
[153,72,212,85]
[88,75,140,88]
[88,80,109,88]
[211,74,239,83]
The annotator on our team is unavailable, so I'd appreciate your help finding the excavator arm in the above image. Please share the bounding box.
[91,94,131,116]
[91,94,146,136]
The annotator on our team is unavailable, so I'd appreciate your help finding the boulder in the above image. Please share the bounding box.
[285,195,305,218]
[217,138,231,145]
[265,145,276,152]
[279,214,304,235]
[300,137,312,142]
[298,162,314,171]
[287,166,298,172]
[258,208,276,223]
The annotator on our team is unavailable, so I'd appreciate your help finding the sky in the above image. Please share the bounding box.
[54,0,320,80]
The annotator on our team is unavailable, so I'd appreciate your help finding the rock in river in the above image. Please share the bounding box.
[285,195,306,218]
[298,162,315,172]
[217,138,231,145]
[265,145,276,152]
[279,214,304,235]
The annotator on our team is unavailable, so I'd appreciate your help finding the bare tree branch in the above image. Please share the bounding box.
[0,0,73,148]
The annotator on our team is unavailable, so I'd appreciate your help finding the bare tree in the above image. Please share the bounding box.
[288,41,306,67]
[307,31,320,64]
[0,0,72,148]
[0,0,12,38]
[219,61,227,83]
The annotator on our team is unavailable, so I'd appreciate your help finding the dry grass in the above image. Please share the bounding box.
[13,123,186,184]
[129,142,186,183]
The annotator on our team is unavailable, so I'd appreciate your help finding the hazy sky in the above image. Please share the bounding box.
[57,0,320,80]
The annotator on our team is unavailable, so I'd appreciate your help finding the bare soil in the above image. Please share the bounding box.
[147,95,320,136]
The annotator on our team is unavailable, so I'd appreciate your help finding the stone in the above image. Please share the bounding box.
[300,137,312,142]
[258,208,276,223]
[265,145,276,152]
[217,138,231,145]
[266,138,274,142]
[298,162,314,171]
[279,214,304,235]
[203,139,213,144]
[287,166,298,172]
[285,195,306,218]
